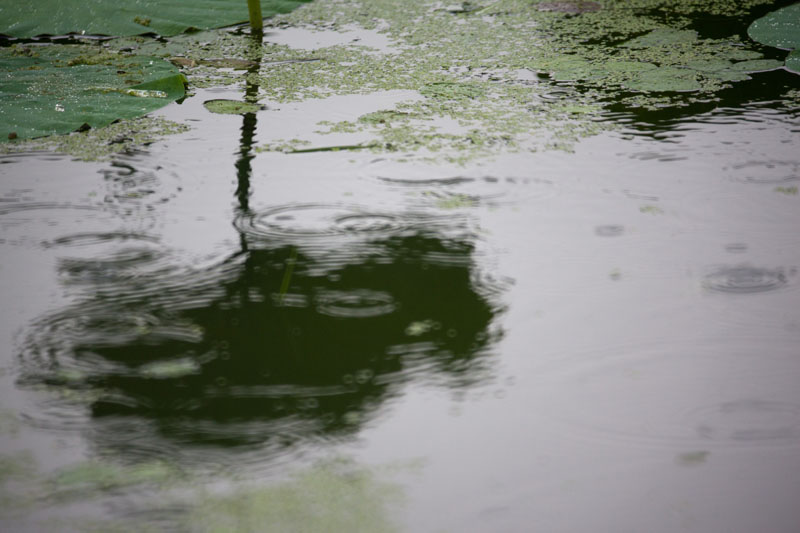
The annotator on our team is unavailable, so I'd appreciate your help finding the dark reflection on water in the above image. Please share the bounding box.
[19,229,501,464]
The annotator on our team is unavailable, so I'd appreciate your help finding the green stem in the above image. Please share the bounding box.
[278,247,298,305]
[247,0,263,34]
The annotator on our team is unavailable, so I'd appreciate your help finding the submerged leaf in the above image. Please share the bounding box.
[1,45,185,141]
[0,0,314,38]
[204,99,263,114]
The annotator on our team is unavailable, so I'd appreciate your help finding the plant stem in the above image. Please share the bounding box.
[247,0,263,35]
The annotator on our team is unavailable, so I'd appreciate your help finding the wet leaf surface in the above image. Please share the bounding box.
[0,0,314,38]
[0,45,185,141]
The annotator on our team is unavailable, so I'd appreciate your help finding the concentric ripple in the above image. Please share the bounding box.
[726,160,799,184]
[234,203,421,242]
[703,265,791,294]
[0,202,118,246]
[538,341,800,449]
[378,175,555,206]
[19,305,205,386]
[315,289,396,318]
[687,400,800,444]
[47,232,171,285]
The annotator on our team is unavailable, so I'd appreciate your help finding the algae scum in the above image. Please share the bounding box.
[5,0,798,159]
[1,0,800,531]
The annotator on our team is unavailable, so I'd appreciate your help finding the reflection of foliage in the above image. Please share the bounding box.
[18,233,500,461]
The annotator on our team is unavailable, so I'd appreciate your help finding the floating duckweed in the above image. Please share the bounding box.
[420,82,486,100]
[621,28,699,48]
[640,205,664,214]
[775,186,798,196]
[102,0,782,159]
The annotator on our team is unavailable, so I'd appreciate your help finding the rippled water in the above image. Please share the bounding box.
[2,7,800,533]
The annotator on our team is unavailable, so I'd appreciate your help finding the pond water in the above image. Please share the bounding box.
[2,1,800,532]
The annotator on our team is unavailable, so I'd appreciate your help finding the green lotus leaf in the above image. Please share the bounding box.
[787,49,800,74]
[0,0,313,38]
[1,45,186,141]
[747,3,800,50]
[203,99,263,114]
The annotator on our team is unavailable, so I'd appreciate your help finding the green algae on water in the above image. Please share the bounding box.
[185,458,403,533]
[640,205,664,215]
[98,0,785,161]
[50,460,179,497]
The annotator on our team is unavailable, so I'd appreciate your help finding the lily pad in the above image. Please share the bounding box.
[747,4,800,76]
[748,3,800,50]
[420,82,485,100]
[1,45,185,141]
[0,0,314,38]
